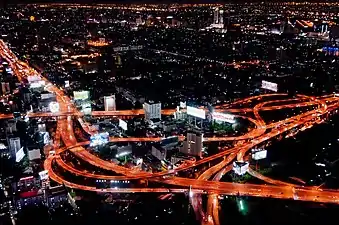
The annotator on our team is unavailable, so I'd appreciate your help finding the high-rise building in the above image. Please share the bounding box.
[151,146,167,161]
[213,8,219,24]
[321,24,329,34]
[5,82,10,93]
[9,137,21,158]
[6,120,17,134]
[180,132,203,157]
[104,95,116,111]
[144,102,161,120]
[219,9,224,24]
[136,16,143,25]
[1,82,6,94]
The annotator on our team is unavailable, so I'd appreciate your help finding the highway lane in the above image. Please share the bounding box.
[0,99,328,119]
[3,39,339,207]
[44,156,339,204]
[248,168,296,187]
[53,99,338,180]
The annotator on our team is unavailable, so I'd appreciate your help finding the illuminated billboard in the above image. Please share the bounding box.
[233,161,249,176]
[187,106,205,119]
[119,119,128,131]
[27,75,40,83]
[73,91,89,100]
[90,132,109,147]
[39,170,49,180]
[212,112,236,123]
[49,102,60,113]
[261,80,278,92]
[41,93,55,100]
[251,149,267,160]
[28,149,41,161]
[16,147,25,162]
[30,81,45,88]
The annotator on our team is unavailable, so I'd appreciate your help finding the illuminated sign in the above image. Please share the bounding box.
[41,93,55,100]
[136,158,143,165]
[73,91,89,100]
[119,119,128,131]
[39,170,49,180]
[187,106,206,119]
[180,101,186,108]
[49,102,60,113]
[30,82,43,88]
[16,147,25,162]
[65,80,70,88]
[261,80,278,92]
[251,149,267,160]
[212,112,236,123]
[27,75,40,83]
[113,45,143,52]
[28,149,41,161]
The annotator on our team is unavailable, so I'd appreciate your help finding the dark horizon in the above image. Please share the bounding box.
[4,0,339,5]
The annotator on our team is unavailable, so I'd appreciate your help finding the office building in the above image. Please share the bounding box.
[28,149,41,161]
[104,95,116,111]
[1,82,6,94]
[180,132,203,157]
[213,8,219,24]
[9,137,21,158]
[144,102,161,120]
[38,123,46,132]
[151,146,167,161]
[6,120,17,133]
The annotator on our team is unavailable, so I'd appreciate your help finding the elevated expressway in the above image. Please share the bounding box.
[1,39,339,217]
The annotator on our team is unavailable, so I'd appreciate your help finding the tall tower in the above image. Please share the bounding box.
[219,9,224,24]
[213,7,219,24]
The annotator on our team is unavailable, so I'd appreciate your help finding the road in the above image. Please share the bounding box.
[2,38,339,225]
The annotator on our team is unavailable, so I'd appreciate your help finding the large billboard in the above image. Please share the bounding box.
[30,81,45,88]
[65,80,70,88]
[212,112,236,123]
[261,80,278,92]
[90,132,109,147]
[187,106,206,119]
[41,93,55,100]
[73,91,89,100]
[180,101,186,108]
[27,75,40,83]
[16,147,25,162]
[251,149,267,160]
[119,119,128,131]
[39,170,49,180]
[28,149,41,161]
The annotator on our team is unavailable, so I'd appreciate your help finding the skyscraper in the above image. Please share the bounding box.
[9,137,21,158]
[104,95,116,111]
[213,8,219,24]
[219,9,224,25]
[180,132,203,157]
[144,102,161,120]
